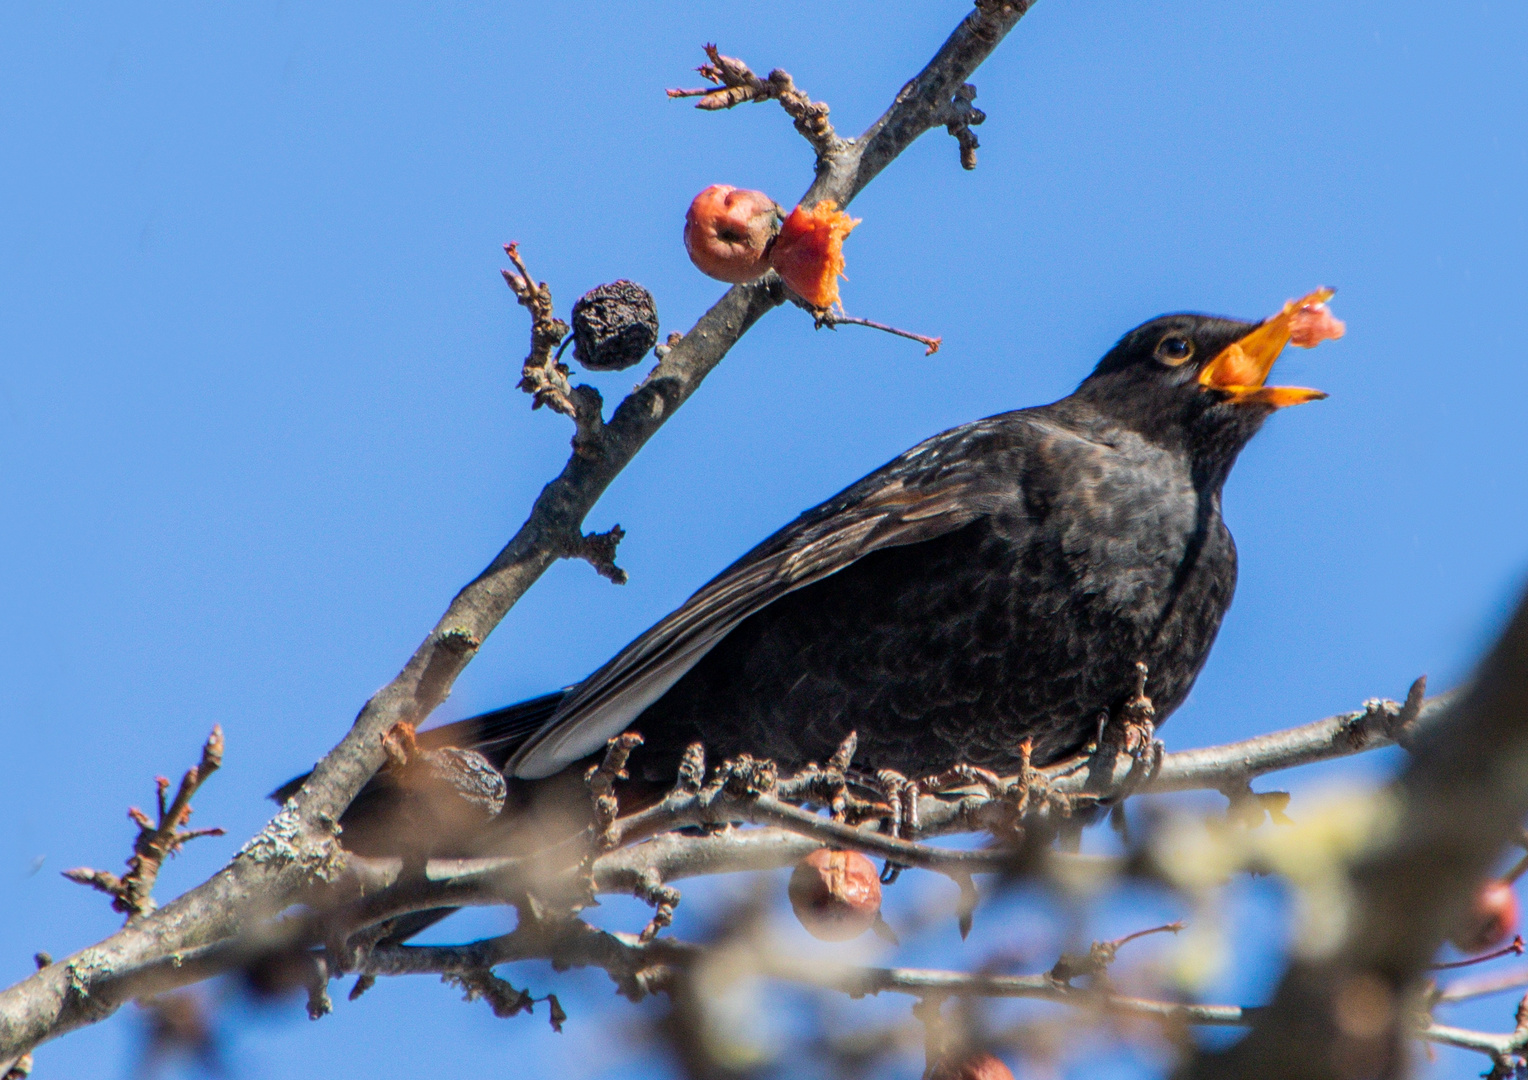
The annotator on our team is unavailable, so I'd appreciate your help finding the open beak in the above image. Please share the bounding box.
[1198,287,1341,408]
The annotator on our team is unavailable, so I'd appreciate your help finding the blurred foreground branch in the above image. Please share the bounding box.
[1184,589,1528,1080]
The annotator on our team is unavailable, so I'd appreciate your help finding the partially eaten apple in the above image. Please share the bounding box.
[768,199,860,310]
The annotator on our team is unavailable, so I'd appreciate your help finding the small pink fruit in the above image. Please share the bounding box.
[1450,880,1520,954]
[788,848,881,941]
[683,184,782,284]
[928,1052,1016,1080]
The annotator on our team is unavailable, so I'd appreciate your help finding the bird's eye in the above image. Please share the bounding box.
[1155,335,1194,366]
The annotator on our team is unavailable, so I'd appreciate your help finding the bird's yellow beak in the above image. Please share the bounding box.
[1198,287,1342,407]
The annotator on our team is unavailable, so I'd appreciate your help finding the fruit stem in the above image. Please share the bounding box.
[815,311,942,355]
[1431,936,1526,970]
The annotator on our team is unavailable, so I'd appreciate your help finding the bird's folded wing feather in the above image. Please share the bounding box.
[508,415,1032,779]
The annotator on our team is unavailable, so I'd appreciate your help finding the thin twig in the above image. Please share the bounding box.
[667,44,840,157]
[1440,964,1528,1004]
[567,524,627,585]
[936,83,986,169]
[814,310,943,355]
[61,728,225,919]
[501,243,604,455]
[1432,937,1526,971]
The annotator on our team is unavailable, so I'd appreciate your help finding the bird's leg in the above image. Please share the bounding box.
[1117,661,1160,763]
[872,767,920,884]
[1093,662,1164,796]
[984,737,1059,841]
[1008,738,1038,819]
[822,732,858,822]
[873,768,919,837]
[909,763,1011,845]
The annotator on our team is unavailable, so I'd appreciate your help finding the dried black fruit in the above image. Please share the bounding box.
[570,280,659,371]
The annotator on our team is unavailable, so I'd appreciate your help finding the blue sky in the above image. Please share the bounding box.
[2,1,1525,1076]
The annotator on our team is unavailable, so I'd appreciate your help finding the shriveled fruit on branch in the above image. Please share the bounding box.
[788,848,881,941]
[570,280,660,371]
[1450,879,1521,953]
[768,199,859,310]
[683,184,782,284]
[928,1052,1015,1080]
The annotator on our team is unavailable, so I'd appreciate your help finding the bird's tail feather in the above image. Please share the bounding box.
[268,689,570,806]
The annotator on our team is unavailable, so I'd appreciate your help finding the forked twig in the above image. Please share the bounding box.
[63,727,226,919]
[667,44,839,156]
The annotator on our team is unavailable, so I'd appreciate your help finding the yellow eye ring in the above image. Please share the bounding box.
[1155,335,1194,366]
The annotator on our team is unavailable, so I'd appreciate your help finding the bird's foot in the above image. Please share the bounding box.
[1094,662,1164,796]
[873,768,919,838]
[776,732,858,822]
[986,737,1061,841]
[913,763,1007,801]
[908,763,1013,842]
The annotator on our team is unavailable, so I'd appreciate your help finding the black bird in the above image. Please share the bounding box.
[292,291,1339,855]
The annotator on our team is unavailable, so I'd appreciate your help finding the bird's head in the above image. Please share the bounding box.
[1075,289,1343,487]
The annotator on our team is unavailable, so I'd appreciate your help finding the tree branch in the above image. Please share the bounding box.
[808,0,1034,206]
[0,3,1038,1060]
[1,680,1446,1026]
[353,927,1528,1074]
[1439,964,1528,1004]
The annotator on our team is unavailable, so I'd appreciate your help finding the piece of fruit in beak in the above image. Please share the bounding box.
[1198,287,1343,407]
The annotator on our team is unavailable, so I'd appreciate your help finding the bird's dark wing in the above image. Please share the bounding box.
[508,412,1041,779]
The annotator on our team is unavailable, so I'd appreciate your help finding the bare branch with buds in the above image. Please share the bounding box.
[668,44,841,157]
[61,727,226,919]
